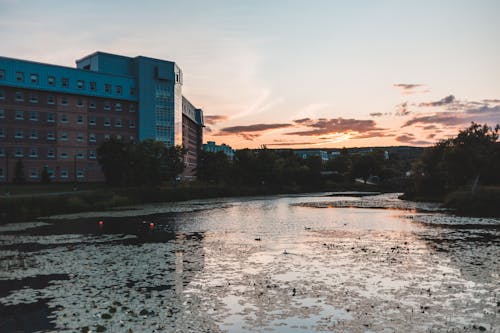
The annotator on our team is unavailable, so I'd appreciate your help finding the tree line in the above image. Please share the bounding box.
[97,138,185,186]
[406,122,500,199]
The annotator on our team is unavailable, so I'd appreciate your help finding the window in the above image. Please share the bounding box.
[115,118,122,127]
[29,93,38,103]
[104,102,111,111]
[60,152,68,159]
[0,167,3,179]
[15,91,24,101]
[30,168,39,179]
[88,150,96,159]
[77,114,84,124]
[47,148,55,159]
[89,133,96,143]
[61,78,69,87]
[47,131,56,141]
[129,136,136,142]
[30,74,39,84]
[48,76,55,86]
[129,104,135,112]
[130,87,135,96]
[116,134,122,140]
[29,111,38,121]
[77,133,84,142]
[129,119,136,128]
[104,134,110,140]
[15,129,24,139]
[60,114,68,123]
[104,117,111,127]
[104,84,111,93]
[115,103,122,112]
[77,169,84,179]
[61,96,68,106]
[88,100,96,109]
[77,98,84,107]
[47,168,55,179]
[0,89,4,100]
[88,116,96,125]
[47,95,55,104]
[76,151,84,159]
[29,147,38,158]
[47,112,55,123]
[0,69,5,80]
[0,148,4,157]
[116,85,122,95]
[16,71,24,82]
[29,129,38,139]
[15,110,24,120]
[60,168,69,178]
[77,80,84,89]
[90,82,96,91]
[60,132,68,141]
[15,147,24,158]
[0,128,5,138]
[0,109,4,119]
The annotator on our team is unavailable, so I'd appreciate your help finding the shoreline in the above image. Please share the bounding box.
[0,182,381,224]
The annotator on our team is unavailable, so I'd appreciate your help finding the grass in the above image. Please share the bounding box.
[0,181,381,223]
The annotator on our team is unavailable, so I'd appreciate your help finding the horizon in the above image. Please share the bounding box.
[1,0,499,149]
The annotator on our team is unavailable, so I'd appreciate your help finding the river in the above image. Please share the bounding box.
[0,193,498,332]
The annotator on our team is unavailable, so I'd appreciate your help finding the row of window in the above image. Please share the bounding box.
[0,128,136,141]
[0,146,96,160]
[0,90,136,112]
[1,111,136,128]
[0,167,85,180]
[0,69,134,96]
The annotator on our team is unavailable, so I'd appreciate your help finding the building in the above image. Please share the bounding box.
[294,150,329,162]
[0,52,204,183]
[203,141,235,159]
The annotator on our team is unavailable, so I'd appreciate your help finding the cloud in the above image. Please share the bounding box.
[402,113,464,127]
[393,84,427,95]
[266,141,317,146]
[483,99,500,104]
[287,117,381,136]
[215,123,293,140]
[395,102,411,116]
[350,131,395,139]
[402,105,500,128]
[465,105,500,115]
[369,112,383,117]
[395,133,432,146]
[204,115,228,125]
[419,95,455,107]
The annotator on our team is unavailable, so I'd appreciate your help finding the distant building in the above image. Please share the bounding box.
[294,150,329,162]
[0,52,204,182]
[203,141,235,159]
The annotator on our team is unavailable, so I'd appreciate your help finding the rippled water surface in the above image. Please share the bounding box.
[0,193,499,332]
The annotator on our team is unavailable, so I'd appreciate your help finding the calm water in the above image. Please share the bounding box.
[0,193,498,332]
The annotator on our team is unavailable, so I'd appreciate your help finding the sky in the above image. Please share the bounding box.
[1,0,499,149]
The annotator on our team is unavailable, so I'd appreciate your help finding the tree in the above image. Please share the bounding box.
[408,122,500,198]
[97,137,128,186]
[197,150,231,183]
[13,159,25,184]
[40,165,51,184]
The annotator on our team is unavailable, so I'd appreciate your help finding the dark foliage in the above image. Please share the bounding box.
[97,137,186,186]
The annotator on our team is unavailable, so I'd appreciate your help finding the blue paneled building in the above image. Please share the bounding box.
[0,52,204,182]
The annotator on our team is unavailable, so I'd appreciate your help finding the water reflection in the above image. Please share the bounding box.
[0,193,499,332]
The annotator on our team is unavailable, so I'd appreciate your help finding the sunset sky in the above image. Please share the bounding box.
[1,0,499,149]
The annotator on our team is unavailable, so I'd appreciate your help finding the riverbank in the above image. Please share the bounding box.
[401,186,500,218]
[0,182,380,223]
